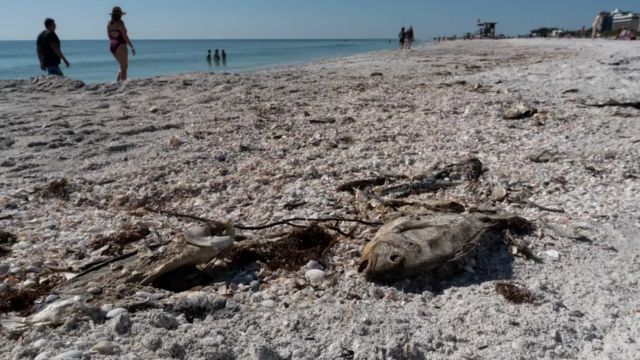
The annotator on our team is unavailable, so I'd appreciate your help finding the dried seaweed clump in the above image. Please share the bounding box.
[0,288,48,314]
[0,231,17,245]
[226,224,334,271]
[336,177,389,193]
[434,158,484,182]
[0,231,17,256]
[0,276,64,314]
[41,178,70,199]
[495,282,535,304]
[90,224,151,255]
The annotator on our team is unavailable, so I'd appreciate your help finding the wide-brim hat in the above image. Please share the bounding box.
[110,6,126,15]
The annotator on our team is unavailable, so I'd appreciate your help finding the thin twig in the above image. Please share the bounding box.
[325,224,354,238]
[278,221,309,229]
[524,200,565,213]
[144,206,210,223]
[144,206,383,230]
[70,251,138,281]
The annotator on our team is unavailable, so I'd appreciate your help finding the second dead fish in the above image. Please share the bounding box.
[359,212,532,281]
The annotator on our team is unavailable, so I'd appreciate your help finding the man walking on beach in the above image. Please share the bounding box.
[406,26,415,49]
[37,18,70,76]
[399,27,406,50]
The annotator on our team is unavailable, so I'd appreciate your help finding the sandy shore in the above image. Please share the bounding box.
[0,39,639,359]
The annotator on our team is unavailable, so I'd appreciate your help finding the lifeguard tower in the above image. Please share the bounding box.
[477,19,497,39]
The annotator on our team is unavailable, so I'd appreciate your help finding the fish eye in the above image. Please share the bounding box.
[389,254,402,263]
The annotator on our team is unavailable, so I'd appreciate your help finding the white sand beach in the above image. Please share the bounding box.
[0,39,639,359]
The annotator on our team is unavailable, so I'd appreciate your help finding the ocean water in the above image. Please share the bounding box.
[0,39,397,84]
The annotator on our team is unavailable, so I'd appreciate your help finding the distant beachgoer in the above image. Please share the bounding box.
[399,27,406,49]
[406,26,415,49]
[107,6,135,81]
[591,14,602,39]
[206,49,212,63]
[617,28,637,40]
[221,49,227,66]
[213,49,221,66]
[37,18,70,76]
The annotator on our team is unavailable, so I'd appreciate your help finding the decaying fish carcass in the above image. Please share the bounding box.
[358,212,533,281]
[53,222,235,300]
[0,296,101,334]
[138,223,234,285]
[52,220,335,303]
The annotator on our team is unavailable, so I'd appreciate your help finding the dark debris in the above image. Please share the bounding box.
[225,224,335,271]
[495,282,535,304]
[90,224,151,256]
[0,275,64,315]
[0,231,17,245]
[40,178,70,199]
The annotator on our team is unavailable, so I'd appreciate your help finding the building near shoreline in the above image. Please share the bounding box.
[611,9,640,31]
[596,11,614,32]
[597,9,640,32]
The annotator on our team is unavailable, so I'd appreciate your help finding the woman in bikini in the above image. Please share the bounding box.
[107,6,135,81]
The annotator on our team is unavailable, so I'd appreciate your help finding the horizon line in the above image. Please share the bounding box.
[0,37,400,42]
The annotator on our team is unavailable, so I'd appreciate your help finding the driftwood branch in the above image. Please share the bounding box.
[235,217,382,230]
[144,206,383,230]
[585,100,640,110]
[71,251,139,281]
[336,177,389,193]
[376,179,457,198]
[62,236,176,285]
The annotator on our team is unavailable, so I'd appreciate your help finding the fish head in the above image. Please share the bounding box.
[184,222,235,252]
[358,240,407,280]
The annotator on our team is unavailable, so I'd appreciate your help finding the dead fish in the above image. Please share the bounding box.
[0,296,96,333]
[139,223,234,285]
[358,213,531,281]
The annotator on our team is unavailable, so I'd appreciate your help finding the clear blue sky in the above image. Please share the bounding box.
[2,0,638,40]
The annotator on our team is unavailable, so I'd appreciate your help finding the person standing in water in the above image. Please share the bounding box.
[213,49,221,66]
[206,49,212,66]
[221,49,227,66]
[398,27,406,50]
[37,18,70,76]
[406,26,415,49]
[107,6,135,81]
